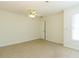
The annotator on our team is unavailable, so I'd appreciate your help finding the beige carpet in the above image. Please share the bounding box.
[0,39,79,58]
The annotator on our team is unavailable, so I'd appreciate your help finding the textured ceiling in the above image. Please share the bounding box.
[0,1,79,16]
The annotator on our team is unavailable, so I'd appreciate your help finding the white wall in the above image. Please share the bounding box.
[64,6,79,50]
[0,10,41,47]
[45,11,64,44]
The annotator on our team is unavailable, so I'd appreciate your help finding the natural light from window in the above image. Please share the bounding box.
[72,13,79,40]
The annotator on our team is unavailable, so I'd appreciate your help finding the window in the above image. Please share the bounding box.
[72,14,79,40]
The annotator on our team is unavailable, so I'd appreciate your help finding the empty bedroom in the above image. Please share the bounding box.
[0,0,79,58]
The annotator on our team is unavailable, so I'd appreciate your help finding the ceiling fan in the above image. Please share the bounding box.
[27,1,49,18]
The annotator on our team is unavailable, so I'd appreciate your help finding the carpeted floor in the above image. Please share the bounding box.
[0,39,79,58]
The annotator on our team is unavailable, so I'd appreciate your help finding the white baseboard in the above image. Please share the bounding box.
[46,39,63,45]
[0,38,39,47]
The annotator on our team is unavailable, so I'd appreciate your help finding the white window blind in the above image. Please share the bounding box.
[72,14,79,40]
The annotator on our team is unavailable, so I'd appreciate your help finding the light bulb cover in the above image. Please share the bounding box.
[29,14,36,18]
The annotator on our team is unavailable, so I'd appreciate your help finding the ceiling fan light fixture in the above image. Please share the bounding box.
[28,9,37,18]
